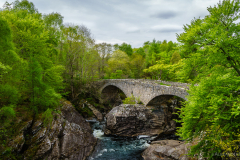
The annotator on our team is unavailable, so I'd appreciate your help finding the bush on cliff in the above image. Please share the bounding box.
[123,94,142,104]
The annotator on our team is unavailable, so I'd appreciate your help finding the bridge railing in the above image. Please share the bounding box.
[141,79,190,89]
[97,79,191,90]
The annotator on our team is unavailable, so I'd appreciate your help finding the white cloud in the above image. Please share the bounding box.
[96,38,127,45]
[0,0,222,47]
[151,25,183,33]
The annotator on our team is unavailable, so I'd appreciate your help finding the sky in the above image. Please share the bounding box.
[0,0,221,48]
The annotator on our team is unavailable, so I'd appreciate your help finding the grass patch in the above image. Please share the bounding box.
[159,82,171,86]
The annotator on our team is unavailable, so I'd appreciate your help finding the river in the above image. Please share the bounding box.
[87,119,156,160]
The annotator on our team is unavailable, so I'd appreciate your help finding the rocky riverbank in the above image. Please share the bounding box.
[7,97,190,160]
[8,100,97,160]
[103,101,193,160]
[142,140,191,160]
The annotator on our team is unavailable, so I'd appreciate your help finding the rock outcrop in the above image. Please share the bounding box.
[142,140,191,160]
[104,104,177,137]
[10,100,97,160]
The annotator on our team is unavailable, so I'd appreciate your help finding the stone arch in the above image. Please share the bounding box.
[145,94,184,131]
[100,84,129,105]
[100,83,129,97]
[145,93,186,106]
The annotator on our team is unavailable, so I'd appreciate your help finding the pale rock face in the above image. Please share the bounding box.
[10,100,97,160]
[142,140,191,160]
[104,104,177,137]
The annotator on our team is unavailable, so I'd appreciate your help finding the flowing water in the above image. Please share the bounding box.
[87,119,156,160]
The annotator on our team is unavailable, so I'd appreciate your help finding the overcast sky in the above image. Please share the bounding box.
[0,0,221,48]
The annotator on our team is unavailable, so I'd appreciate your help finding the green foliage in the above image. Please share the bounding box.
[110,70,124,79]
[159,82,171,86]
[42,108,53,127]
[13,0,39,14]
[95,42,112,79]
[135,47,146,58]
[0,105,16,121]
[0,62,11,81]
[160,40,168,52]
[0,4,64,113]
[178,73,240,159]
[61,24,99,100]
[106,50,131,78]
[0,17,14,52]
[123,95,136,104]
[123,94,142,104]
[170,51,181,64]
[118,42,133,56]
[177,0,240,159]
[0,84,19,106]
[129,53,145,78]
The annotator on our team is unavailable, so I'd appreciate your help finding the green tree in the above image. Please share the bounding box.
[43,12,64,64]
[113,43,119,51]
[170,51,181,64]
[160,39,168,52]
[177,0,240,159]
[166,41,174,52]
[12,0,38,14]
[106,50,131,78]
[1,2,64,113]
[135,47,146,58]
[95,42,112,79]
[61,24,98,100]
[0,15,21,130]
[130,53,145,78]
[150,39,160,54]
[119,42,133,56]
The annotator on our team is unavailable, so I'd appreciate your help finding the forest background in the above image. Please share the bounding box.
[0,0,240,159]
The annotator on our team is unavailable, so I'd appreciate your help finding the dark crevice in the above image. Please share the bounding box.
[20,120,34,154]
[58,121,65,159]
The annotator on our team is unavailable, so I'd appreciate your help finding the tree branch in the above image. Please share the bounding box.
[220,47,240,76]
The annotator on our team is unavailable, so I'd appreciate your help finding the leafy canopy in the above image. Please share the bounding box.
[177,0,240,159]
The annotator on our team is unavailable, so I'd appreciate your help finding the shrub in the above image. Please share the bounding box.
[42,108,53,127]
[0,105,16,125]
[123,94,143,104]
[0,84,19,106]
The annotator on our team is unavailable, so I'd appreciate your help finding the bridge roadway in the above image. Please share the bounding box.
[98,79,189,105]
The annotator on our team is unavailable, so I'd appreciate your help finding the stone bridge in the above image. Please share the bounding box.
[98,79,189,105]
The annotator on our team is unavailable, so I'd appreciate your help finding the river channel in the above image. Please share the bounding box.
[87,119,156,160]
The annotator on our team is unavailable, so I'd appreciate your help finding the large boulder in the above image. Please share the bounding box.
[10,100,97,160]
[104,104,176,137]
[142,140,191,160]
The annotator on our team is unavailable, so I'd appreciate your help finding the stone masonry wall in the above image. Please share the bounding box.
[98,79,189,105]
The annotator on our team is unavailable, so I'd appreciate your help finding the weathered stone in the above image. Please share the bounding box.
[98,79,189,105]
[35,136,51,159]
[31,120,42,135]
[10,133,25,153]
[105,104,177,137]
[142,140,191,160]
[12,100,97,160]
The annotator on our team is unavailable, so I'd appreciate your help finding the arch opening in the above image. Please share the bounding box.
[101,85,127,109]
[146,95,185,139]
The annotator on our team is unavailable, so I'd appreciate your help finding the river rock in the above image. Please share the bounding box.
[142,140,191,160]
[104,104,176,137]
[10,100,97,160]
